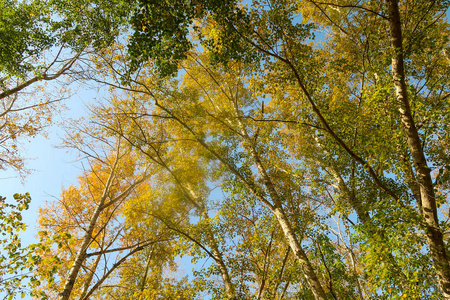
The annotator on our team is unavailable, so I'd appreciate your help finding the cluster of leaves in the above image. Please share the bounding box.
[0,193,58,300]
[0,0,52,77]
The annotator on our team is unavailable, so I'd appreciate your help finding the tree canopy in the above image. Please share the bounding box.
[1,0,450,299]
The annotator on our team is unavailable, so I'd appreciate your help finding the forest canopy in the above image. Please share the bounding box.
[1,0,450,299]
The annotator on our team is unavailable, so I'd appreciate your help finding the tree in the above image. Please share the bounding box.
[119,0,450,297]
[0,0,134,172]
[89,49,352,299]
[90,88,239,299]
[35,119,168,300]
[1,0,448,299]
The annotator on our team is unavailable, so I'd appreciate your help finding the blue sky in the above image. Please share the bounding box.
[1,86,96,244]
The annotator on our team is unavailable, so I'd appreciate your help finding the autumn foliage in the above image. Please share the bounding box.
[1,0,450,299]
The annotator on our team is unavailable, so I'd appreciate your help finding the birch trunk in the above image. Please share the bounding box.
[273,207,328,300]
[385,0,450,297]
[58,196,107,300]
[234,117,328,300]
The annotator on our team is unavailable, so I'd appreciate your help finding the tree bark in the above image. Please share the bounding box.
[251,150,328,300]
[273,207,328,300]
[58,201,105,300]
[385,0,450,297]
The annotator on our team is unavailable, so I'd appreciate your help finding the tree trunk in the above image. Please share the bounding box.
[239,129,328,300]
[78,254,101,300]
[181,183,236,299]
[273,207,329,300]
[199,205,236,299]
[385,0,450,297]
[58,200,104,300]
[58,157,118,300]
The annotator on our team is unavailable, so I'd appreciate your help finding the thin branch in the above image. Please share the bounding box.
[312,1,388,19]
